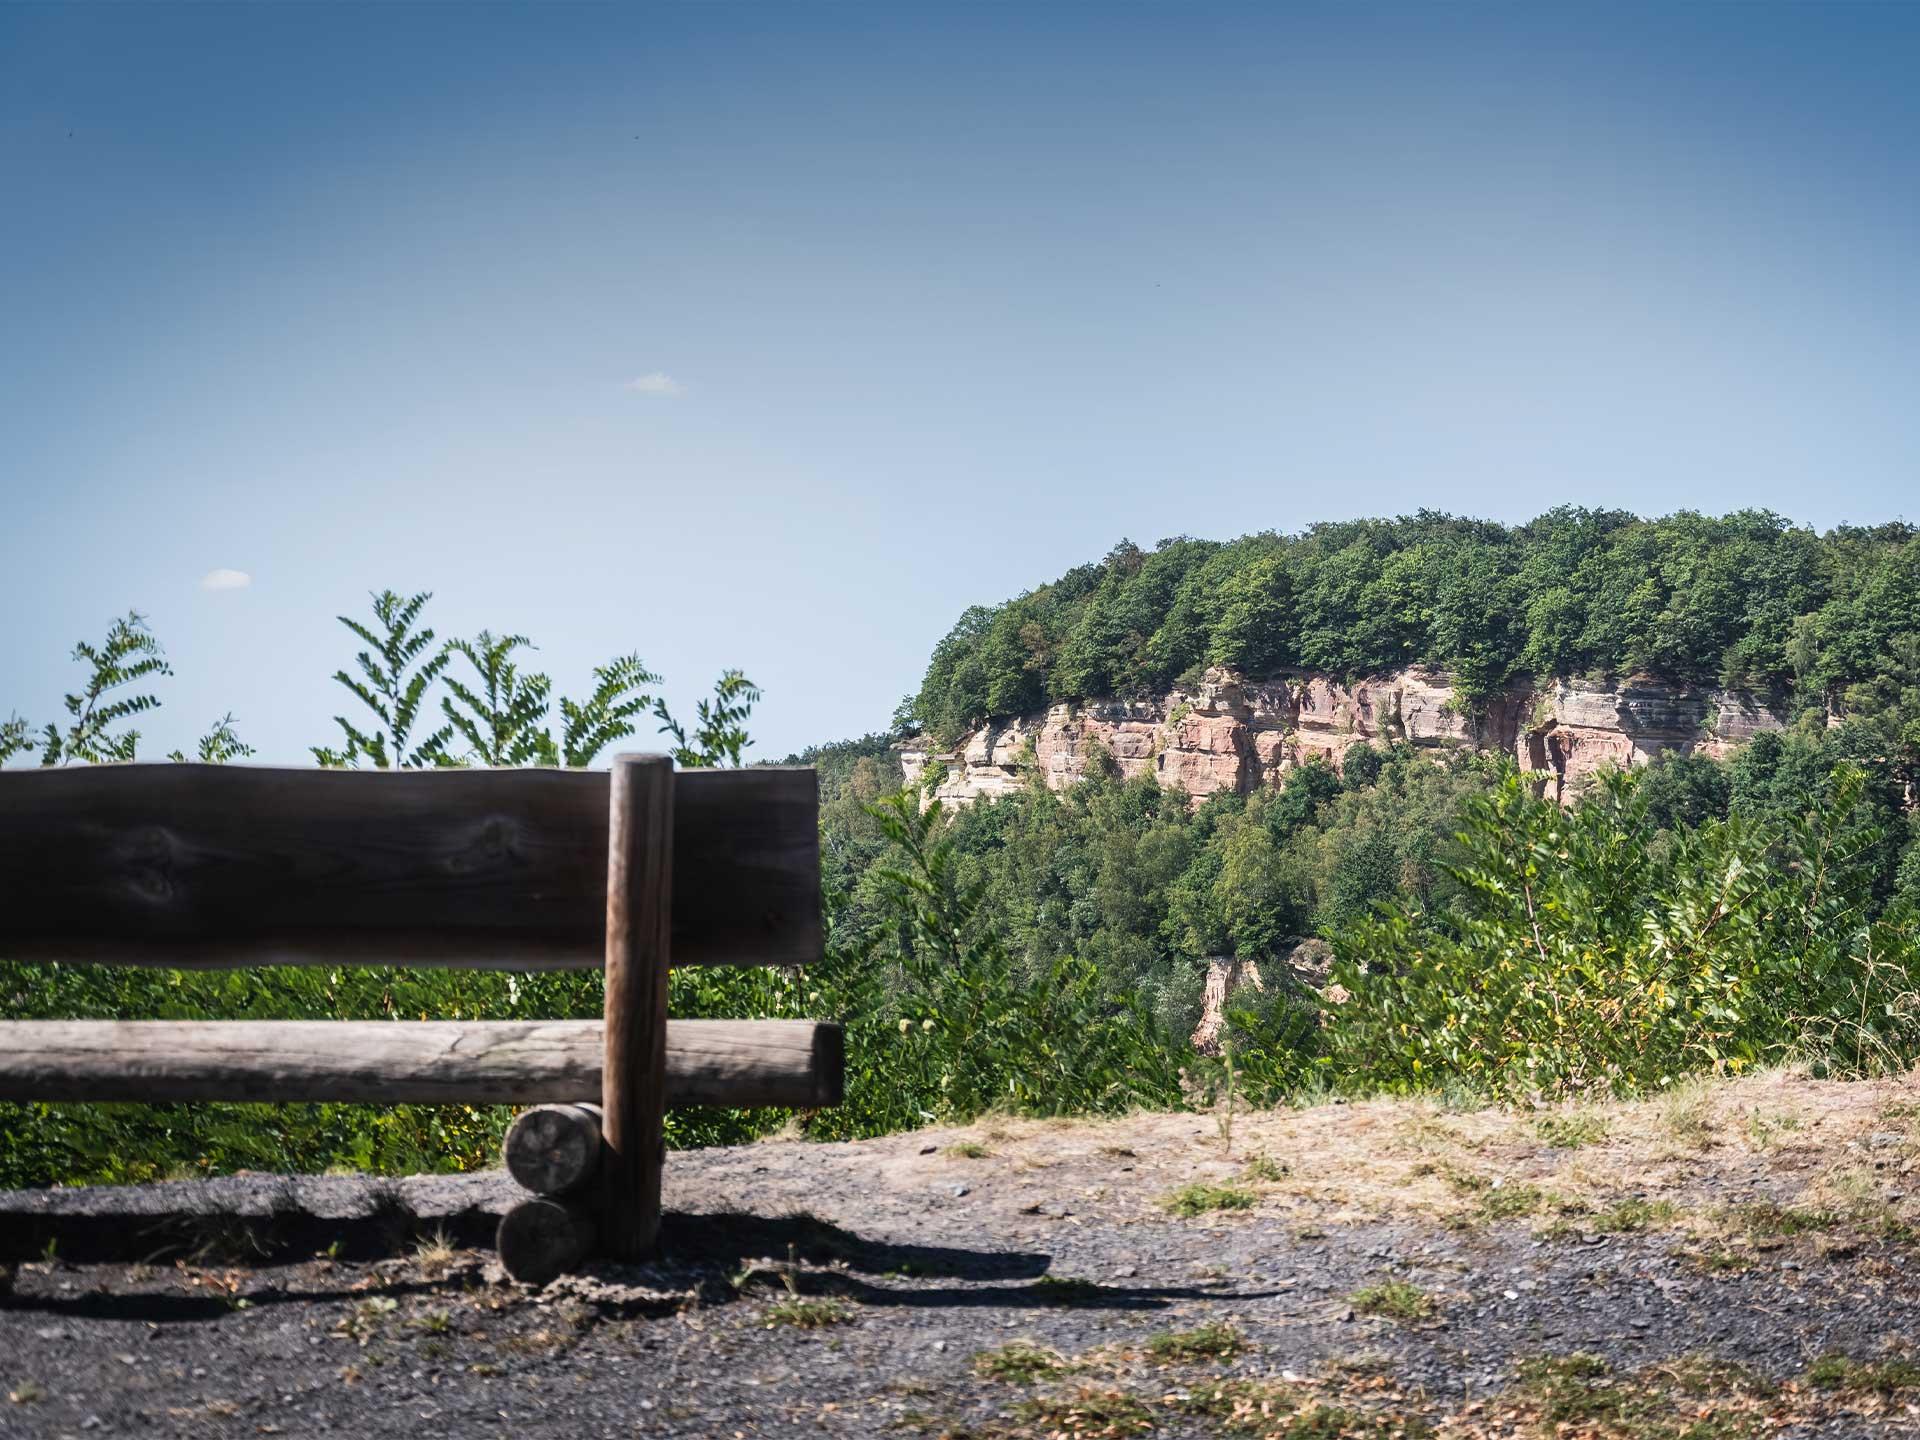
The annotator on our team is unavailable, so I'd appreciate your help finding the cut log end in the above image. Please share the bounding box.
[503,1103,603,1197]
[495,1197,595,1286]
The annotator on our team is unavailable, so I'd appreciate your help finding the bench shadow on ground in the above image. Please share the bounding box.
[0,1204,1272,1323]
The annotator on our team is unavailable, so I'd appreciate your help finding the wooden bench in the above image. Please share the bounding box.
[0,754,838,1277]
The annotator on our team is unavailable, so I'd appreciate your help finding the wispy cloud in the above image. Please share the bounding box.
[199,568,252,591]
[624,371,684,398]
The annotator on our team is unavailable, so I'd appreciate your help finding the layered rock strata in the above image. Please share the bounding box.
[899,668,1794,808]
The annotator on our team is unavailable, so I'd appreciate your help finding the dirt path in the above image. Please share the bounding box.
[3,1069,1917,1438]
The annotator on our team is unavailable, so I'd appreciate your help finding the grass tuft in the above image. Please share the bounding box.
[1534,1112,1609,1149]
[1160,1182,1258,1217]
[1806,1352,1920,1395]
[1348,1280,1434,1321]
[1012,1386,1155,1435]
[1731,1200,1843,1237]
[1241,1152,1287,1182]
[1146,1320,1250,1364]
[411,1225,457,1272]
[763,1296,852,1329]
[1590,1197,1680,1234]
[971,1341,1070,1383]
[1176,1379,1299,1426]
[1178,1385,1429,1438]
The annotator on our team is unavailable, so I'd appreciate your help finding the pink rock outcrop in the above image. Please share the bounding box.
[898,668,1794,809]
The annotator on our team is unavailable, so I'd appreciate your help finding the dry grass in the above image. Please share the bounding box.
[884,1068,1920,1256]
[1011,1385,1156,1435]
[932,1343,1920,1438]
[410,1225,458,1275]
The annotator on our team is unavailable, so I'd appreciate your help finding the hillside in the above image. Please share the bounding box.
[905,511,1920,786]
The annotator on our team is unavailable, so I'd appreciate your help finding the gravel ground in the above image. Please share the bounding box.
[2,1070,1917,1438]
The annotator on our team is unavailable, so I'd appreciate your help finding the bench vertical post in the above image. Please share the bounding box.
[600,753,673,1259]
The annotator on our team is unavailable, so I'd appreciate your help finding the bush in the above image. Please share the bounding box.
[1325,766,1920,1099]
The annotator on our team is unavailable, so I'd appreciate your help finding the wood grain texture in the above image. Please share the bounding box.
[600,754,672,1261]
[0,763,820,969]
[0,1019,844,1106]
[496,1197,595,1286]
[502,1104,603,1197]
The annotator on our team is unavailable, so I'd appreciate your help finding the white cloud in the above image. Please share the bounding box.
[624,371,684,397]
[199,568,252,591]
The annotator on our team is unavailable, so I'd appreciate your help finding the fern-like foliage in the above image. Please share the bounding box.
[440,631,555,766]
[313,589,454,768]
[0,713,34,765]
[39,613,173,766]
[557,653,661,768]
[169,713,255,764]
[655,669,761,768]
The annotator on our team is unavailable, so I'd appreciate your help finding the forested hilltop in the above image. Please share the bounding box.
[908,509,1920,749]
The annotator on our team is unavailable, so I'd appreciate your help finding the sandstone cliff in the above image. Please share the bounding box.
[898,668,1795,808]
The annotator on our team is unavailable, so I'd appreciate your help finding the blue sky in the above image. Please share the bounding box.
[3,2,1918,764]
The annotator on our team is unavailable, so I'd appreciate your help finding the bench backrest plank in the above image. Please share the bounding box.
[0,764,819,969]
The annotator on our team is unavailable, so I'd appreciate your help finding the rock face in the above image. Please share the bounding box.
[898,668,1795,809]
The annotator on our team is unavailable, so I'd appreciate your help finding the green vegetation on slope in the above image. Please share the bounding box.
[908,510,1920,762]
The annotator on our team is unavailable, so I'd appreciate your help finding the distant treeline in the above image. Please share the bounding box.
[910,509,1920,746]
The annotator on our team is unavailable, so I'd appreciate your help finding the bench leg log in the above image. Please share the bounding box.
[496,1197,596,1286]
[601,753,673,1261]
[503,1103,603,1197]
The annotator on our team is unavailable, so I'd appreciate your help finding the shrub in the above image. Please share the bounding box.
[1325,767,1920,1100]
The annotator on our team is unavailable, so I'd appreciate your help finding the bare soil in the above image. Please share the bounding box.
[3,1068,1918,1438]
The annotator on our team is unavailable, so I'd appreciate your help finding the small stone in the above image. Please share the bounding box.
[931,1340,946,1352]
[950,1185,969,1198]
